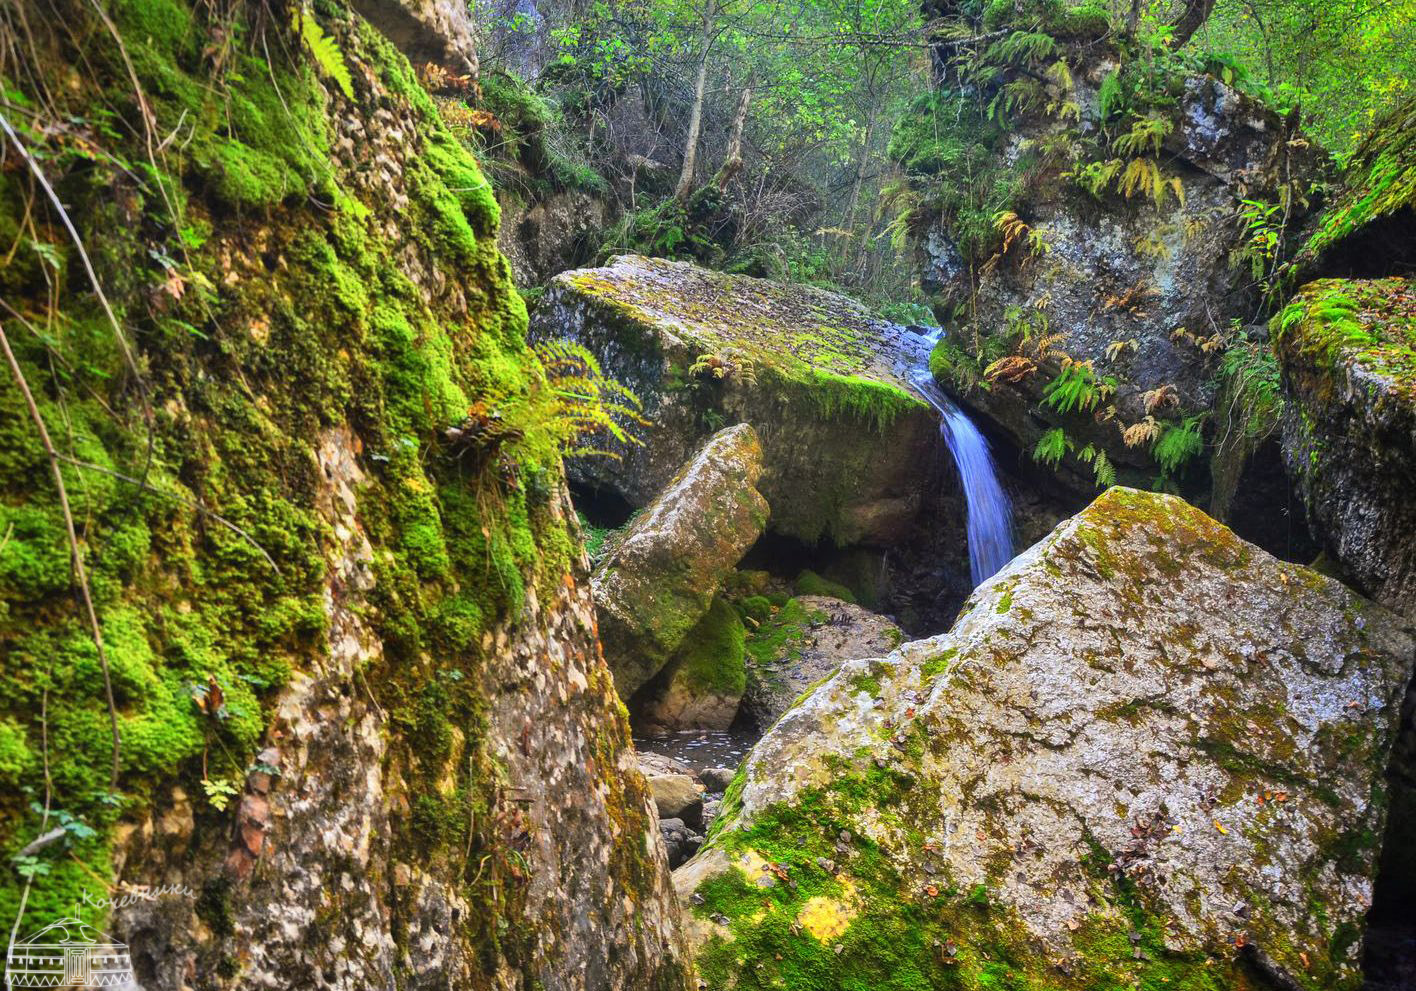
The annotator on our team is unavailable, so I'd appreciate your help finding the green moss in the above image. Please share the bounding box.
[1275,277,1416,401]
[795,569,858,603]
[692,768,1258,991]
[745,597,826,670]
[1305,91,1416,260]
[670,597,747,697]
[737,595,774,625]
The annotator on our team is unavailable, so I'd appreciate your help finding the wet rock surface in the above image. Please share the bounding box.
[675,488,1414,991]
[592,423,769,697]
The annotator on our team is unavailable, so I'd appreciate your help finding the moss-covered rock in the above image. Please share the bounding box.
[0,2,686,988]
[593,423,769,697]
[739,595,903,732]
[532,254,942,545]
[1300,90,1416,276]
[636,597,749,732]
[1275,277,1416,617]
[676,487,1413,991]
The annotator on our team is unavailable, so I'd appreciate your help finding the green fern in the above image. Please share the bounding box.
[985,31,1058,68]
[1033,427,1073,468]
[1042,363,1104,414]
[294,8,354,100]
[1152,416,1205,475]
[1098,71,1126,120]
[1078,444,1117,488]
[1112,115,1173,156]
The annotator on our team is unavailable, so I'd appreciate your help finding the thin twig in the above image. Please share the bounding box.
[1,324,121,790]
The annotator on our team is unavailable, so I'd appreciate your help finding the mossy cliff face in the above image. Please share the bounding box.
[675,488,1413,991]
[530,254,943,546]
[903,6,1323,492]
[1275,277,1416,618]
[0,2,685,988]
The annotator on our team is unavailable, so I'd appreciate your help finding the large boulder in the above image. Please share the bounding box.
[740,595,904,731]
[593,424,769,697]
[533,254,943,545]
[0,4,687,989]
[675,488,1413,991]
[1276,277,1416,618]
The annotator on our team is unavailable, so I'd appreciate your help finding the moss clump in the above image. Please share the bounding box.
[1275,277,1416,400]
[745,598,826,671]
[795,569,858,603]
[670,597,747,697]
[736,595,774,625]
[1304,91,1416,261]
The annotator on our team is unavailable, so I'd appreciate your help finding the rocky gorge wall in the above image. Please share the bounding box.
[0,2,684,988]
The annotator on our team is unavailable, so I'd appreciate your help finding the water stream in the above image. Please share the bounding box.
[906,331,1015,587]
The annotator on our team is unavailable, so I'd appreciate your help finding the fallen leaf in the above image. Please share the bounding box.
[1213,820,1228,835]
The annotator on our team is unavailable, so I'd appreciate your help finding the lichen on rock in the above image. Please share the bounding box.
[675,487,1414,991]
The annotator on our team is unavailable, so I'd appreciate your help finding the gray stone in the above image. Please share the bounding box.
[675,487,1413,991]
[699,767,736,793]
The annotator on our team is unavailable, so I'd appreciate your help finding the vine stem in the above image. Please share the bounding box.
[0,324,121,790]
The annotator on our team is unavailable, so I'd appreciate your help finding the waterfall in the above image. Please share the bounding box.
[906,338,1015,587]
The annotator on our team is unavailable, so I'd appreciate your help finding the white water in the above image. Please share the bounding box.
[906,334,1015,587]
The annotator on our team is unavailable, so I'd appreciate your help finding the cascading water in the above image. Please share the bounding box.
[906,332,1015,587]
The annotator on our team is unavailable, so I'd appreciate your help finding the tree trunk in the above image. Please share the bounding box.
[714,78,753,190]
[1169,0,1216,47]
[842,108,878,272]
[675,0,717,202]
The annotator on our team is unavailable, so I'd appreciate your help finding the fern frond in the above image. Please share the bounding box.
[1123,416,1160,447]
[293,8,354,100]
[1033,427,1073,468]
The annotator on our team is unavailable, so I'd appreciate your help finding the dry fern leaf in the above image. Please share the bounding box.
[1123,416,1161,447]
[1143,384,1179,413]
[984,354,1038,384]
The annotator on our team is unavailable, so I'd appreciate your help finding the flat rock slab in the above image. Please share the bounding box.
[552,254,931,388]
[676,487,1414,991]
